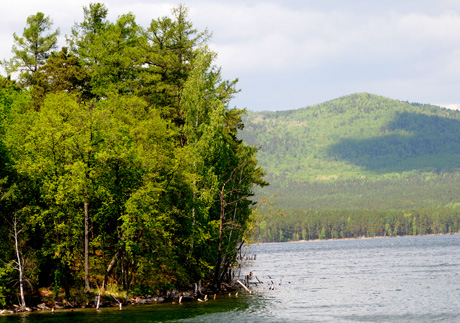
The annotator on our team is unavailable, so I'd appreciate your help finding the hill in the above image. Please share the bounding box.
[240,93,460,241]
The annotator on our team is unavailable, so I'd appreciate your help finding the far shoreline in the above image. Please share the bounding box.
[253,232,460,244]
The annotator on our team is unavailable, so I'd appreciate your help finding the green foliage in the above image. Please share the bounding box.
[31,47,90,108]
[255,208,460,242]
[139,4,210,130]
[2,12,59,86]
[0,263,15,307]
[241,93,460,181]
[240,93,460,242]
[0,3,265,302]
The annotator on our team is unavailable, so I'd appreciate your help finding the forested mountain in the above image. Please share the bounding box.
[240,93,460,241]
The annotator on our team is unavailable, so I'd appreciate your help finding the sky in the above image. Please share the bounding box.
[2,0,460,111]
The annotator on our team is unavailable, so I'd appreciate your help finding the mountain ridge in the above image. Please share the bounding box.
[241,93,460,241]
[240,92,460,211]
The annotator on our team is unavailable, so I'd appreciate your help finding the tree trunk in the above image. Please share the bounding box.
[213,187,225,289]
[102,249,121,291]
[13,219,26,310]
[219,241,244,283]
[121,252,127,290]
[63,265,71,299]
[84,201,91,293]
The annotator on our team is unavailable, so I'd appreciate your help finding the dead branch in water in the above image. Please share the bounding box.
[236,280,251,294]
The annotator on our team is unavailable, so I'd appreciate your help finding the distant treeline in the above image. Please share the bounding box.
[254,209,460,242]
[260,171,460,211]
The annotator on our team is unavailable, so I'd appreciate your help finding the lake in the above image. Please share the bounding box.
[1,234,460,322]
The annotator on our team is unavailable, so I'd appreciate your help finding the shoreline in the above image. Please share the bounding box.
[0,292,239,315]
[254,232,460,244]
[0,281,248,315]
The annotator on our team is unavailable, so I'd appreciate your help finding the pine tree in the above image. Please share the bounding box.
[2,12,59,86]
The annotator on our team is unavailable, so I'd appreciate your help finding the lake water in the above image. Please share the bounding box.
[1,234,460,322]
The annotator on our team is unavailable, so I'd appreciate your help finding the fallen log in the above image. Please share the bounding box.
[236,280,251,294]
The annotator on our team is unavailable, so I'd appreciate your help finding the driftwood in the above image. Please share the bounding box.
[95,294,101,310]
[102,249,121,290]
[236,280,251,294]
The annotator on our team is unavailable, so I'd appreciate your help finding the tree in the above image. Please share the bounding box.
[70,2,108,45]
[93,94,177,292]
[0,4,268,298]
[140,5,209,143]
[68,2,108,64]
[3,12,59,86]
[10,92,103,293]
[31,47,90,109]
[0,79,35,308]
[70,5,143,98]
[180,49,267,287]
[11,212,27,310]
[0,177,39,311]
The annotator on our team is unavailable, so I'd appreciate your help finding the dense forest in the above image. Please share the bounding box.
[0,4,266,308]
[256,208,460,242]
[239,93,460,242]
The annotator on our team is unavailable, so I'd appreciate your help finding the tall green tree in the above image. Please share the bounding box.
[140,5,209,144]
[0,80,41,307]
[31,47,90,109]
[10,92,107,292]
[68,3,108,59]
[180,49,267,287]
[93,94,178,292]
[2,12,59,86]
[69,3,144,99]
[72,11,142,97]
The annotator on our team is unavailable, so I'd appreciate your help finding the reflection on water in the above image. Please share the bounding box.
[1,235,460,322]
[0,296,255,323]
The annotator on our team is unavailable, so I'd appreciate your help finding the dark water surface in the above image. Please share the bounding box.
[1,235,460,322]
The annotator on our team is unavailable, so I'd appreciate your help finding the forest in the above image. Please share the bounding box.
[0,4,266,308]
[255,208,460,242]
[239,93,460,242]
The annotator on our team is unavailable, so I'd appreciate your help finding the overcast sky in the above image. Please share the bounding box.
[2,0,460,111]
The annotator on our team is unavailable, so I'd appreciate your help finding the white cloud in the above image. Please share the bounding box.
[3,0,460,110]
[195,2,351,71]
[437,103,460,110]
[193,3,460,81]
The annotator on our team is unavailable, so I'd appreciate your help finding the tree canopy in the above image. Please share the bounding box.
[2,12,59,86]
[0,4,266,307]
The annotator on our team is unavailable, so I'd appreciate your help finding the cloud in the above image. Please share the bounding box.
[196,2,351,72]
[3,0,460,110]
[194,2,460,81]
[202,3,460,109]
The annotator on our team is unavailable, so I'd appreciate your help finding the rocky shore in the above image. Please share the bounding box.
[0,280,250,315]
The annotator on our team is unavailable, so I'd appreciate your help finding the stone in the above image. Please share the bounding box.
[37,303,48,310]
